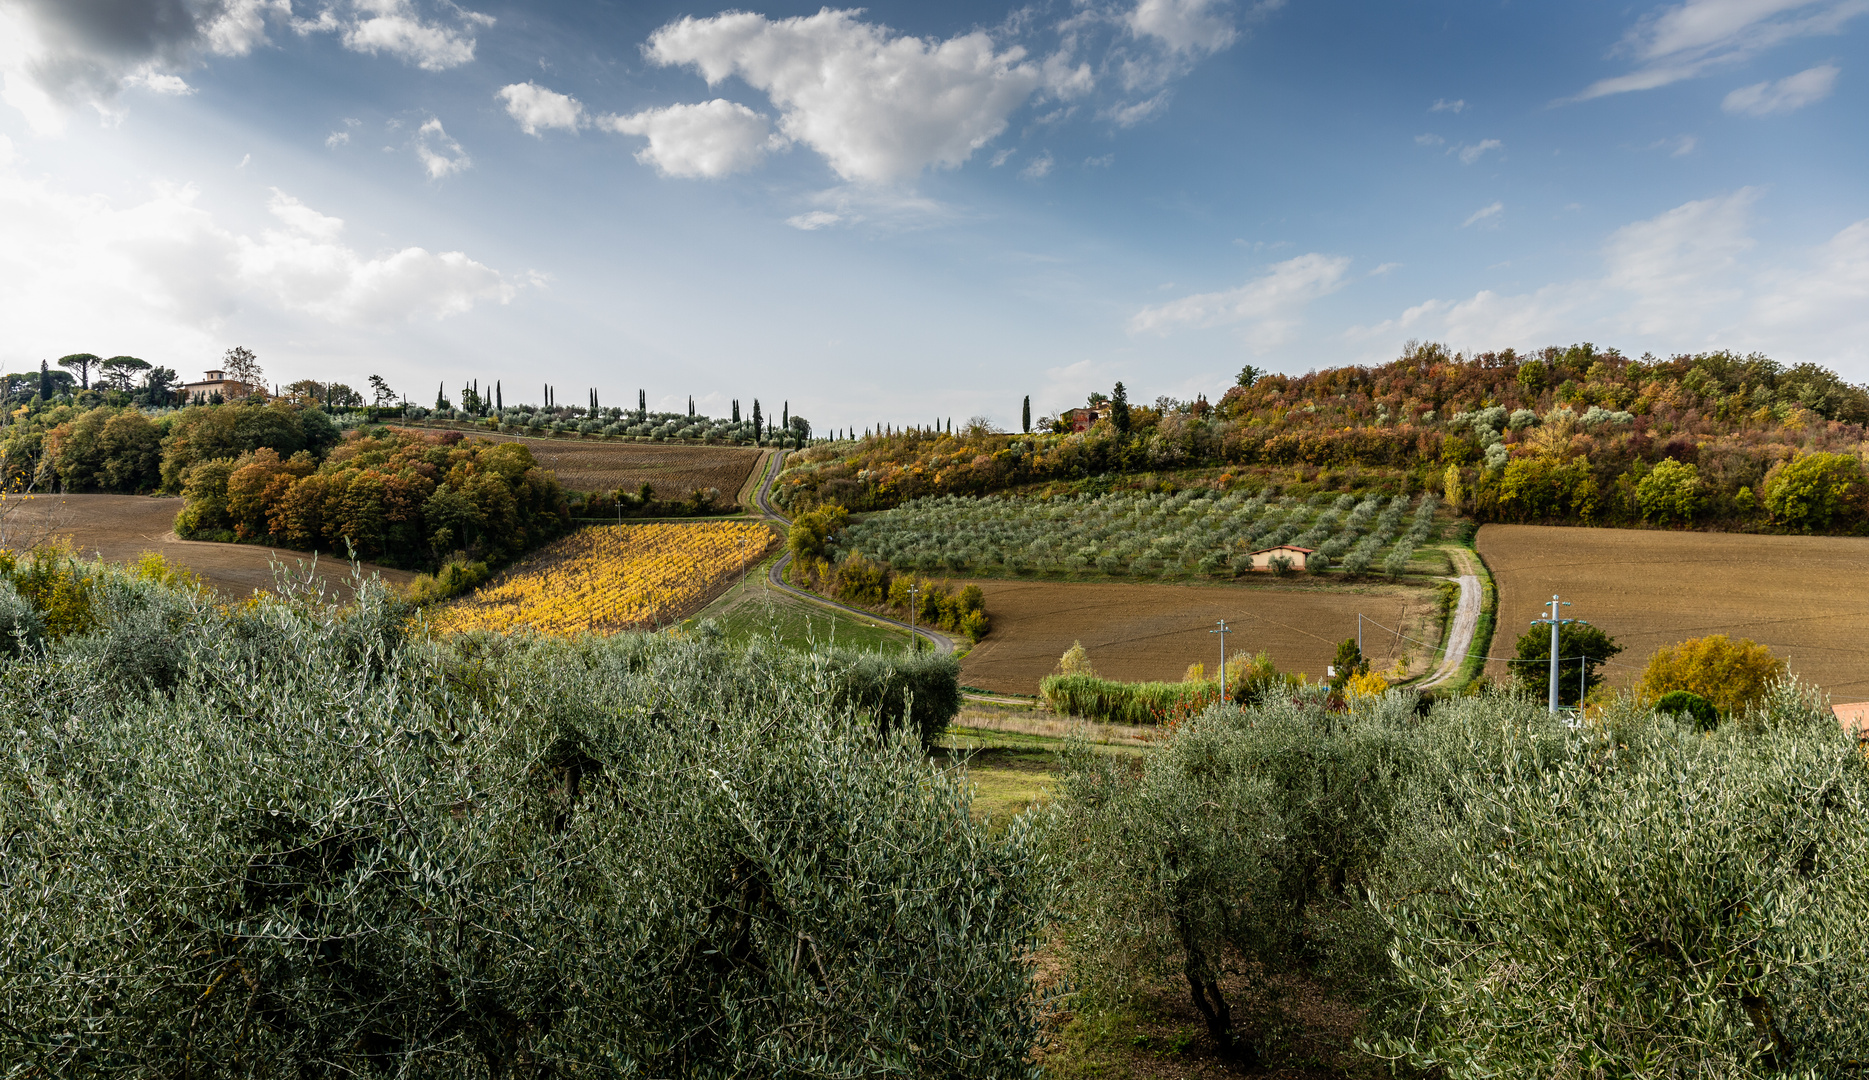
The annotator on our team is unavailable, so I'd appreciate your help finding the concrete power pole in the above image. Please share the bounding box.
[1211,619,1231,700]
[1530,595,1583,713]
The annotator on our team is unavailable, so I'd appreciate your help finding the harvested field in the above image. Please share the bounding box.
[3,494,416,598]
[393,426,759,499]
[957,579,1442,697]
[1479,525,1869,700]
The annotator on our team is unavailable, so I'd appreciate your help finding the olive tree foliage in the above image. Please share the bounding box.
[1055,684,1869,1076]
[0,564,1045,1077]
[1049,688,1423,1065]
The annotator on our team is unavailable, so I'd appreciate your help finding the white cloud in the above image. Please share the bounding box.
[296,0,493,72]
[0,160,512,369]
[989,147,1017,167]
[1130,253,1352,348]
[498,81,585,135]
[1125,0,1239,56]
[1104,90,1172,126]
[1463,201,1504,228]
[1430,97,1466,112]
[785,210,842,230]
[414,117,469,178]
[125,73,195,95]
[1346,187,1869,365]
[1723,62,1840,113]
[644,9,1044,183]
[598,100,781,178]
[1571,0,1865,101]
[1020,151,1054,179]
[325,129,350,148]
[1457,138,1502,164]
[1415,133,1445,146]
[0,0,288,133]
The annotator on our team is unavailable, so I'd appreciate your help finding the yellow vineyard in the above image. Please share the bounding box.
[429,521,774,636]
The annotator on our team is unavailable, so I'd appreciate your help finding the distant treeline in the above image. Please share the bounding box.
[776,344,1869,533]
[0,400,571,579]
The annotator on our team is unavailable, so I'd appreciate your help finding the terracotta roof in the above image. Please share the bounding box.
[1834,702,1869,741]
[1249,545,1316,555]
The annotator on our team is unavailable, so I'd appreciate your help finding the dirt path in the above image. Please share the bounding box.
[5,494,417,598]
[1419,547,1483,689]
[751,452,958,654]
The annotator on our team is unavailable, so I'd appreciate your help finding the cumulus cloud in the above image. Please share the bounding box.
[1125,0,1239,55]
[293,0,492,72]
[0,157,511,368]
[0,0,288,132]
[498,81,585,135]
[1723,62,1840,113]
[413,116,468,178]
[1346,187,1869,367]
[1020,150,1054,179]
[643,9,1044,183]
[1130,253,1351,347]
[1430,97,1466,112]
[1570,0,1864,102]
[597,100,781,178]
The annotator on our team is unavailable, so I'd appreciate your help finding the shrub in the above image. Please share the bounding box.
[1636,456,1702,524]
[1639,633,1787,717]
[1762,451,1864,532]
[1655,688,1719,729]
[0,577,44,656]
[1511,621,1621,706]
[0,569,1037,1074]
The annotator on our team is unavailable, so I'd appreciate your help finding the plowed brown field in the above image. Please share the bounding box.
[393,426,759,499]
[958,579,1441,696]
[1478,525,1869,700]
[5,494,416,598]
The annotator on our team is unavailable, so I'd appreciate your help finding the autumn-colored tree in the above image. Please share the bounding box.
[1762,452,1863,532]
[1635,457,1701,524]
[220,346,264,398]
[1638,635,1787,716]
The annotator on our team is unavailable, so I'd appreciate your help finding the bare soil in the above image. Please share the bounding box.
[392,425,760,499]
[5,494,416,598]
[1479,524,1869,700]
[957,579,1442,697]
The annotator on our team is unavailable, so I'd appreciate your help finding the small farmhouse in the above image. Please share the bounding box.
[1246,545,1315,571]
[1062,406,1102,433]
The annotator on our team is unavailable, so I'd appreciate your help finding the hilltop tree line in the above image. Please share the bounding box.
[776,342,1869,533]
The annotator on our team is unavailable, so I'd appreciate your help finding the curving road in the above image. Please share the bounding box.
[748,450,957,654]
[1418,546,1484,690]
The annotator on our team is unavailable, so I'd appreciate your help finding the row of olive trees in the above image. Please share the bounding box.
[1050,684,1869,1075]
[0,554,1038,1078]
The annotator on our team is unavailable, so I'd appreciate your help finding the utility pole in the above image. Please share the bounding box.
[1530,595,1583,714]
[1211,619,1231,700]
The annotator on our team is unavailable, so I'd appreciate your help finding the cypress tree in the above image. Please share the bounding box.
[1022,395,1031,433]
[688,396,694,417]
[753,399,763,442]
[1110,381,1131,435]
[782,401,789,431]
[496,381,502,410]
[40,359,51,401]
[437,382,445,410]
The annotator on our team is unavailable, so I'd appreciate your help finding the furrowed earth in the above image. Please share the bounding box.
[956,578,1444,696]
[7,494,417,597]
[1478,524,1869,700]
[393,425,761,500]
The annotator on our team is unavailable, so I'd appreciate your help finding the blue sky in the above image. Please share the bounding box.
[1,0,1863,429]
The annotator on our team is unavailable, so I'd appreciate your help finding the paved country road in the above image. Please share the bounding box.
[748,450,957,655]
